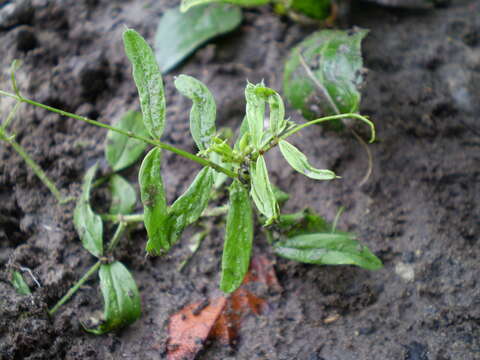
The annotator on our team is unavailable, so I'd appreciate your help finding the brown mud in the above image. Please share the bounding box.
[0,0,479,359]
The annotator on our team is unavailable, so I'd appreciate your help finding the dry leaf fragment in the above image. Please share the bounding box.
[166,256,280,360]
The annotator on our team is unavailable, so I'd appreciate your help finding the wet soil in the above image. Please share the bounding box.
[0,0,479,359]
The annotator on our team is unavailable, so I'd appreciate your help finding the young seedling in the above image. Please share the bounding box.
[0,28,381,333]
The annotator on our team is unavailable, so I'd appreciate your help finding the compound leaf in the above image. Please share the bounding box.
[220,180,253,293]
[167,167,214,244]
[105,111,148,171]
[123,29,166,139]
[74,163,103,258]
[284,29,368,122]
[249,155,278,225]
[109,175,137,215]
[274,232,383,270]
[139,148,169,254]
[86,261,141,334]
[155,4,242,73]
[175,75,216,151]
[279,140,336,180]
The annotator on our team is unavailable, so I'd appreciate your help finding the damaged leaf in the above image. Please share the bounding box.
[167,256,278,360]
[284,29,368,122]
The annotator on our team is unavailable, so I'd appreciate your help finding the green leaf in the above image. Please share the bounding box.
[167,167,214,244]
[123,29,166,139]
[267,90,286,137]
[109,175,137,215]
[139,148,169,255]
[249,155,278,225]
[220,180,253,293]
[278,209,330,237]
[105,111,148,171]
[283,29,368,122]
[74,164,103,258]
[245,82,266,149]
[274,233,383,270]
[155,4,242,73]
[174,75,216,151]
[279,140,336,180]
[181,0,269,12]
[245,82,288,147]
[11,271,31,295]
[86,261,141,334]
[289,0,331,20]
[272,185,289,204]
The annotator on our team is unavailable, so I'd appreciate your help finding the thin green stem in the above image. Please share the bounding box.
[262,113,375,154]
[1,133,71,204]
[100,213,144,223]
[48,260,102,315]
[0,90,238,179]
[283,113,375,143]
[1,102,20,130]
[100,205,229,224]
[107,222,127,252]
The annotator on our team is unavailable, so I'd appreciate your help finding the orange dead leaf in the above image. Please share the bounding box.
[167,297,227,360]
[166,256,280,360]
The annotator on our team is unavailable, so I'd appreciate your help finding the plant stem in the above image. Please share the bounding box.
[1,132,70,204]
[0,90,238,179]
[48,260,102,315]
[107,222,127,252]
[100,205,229,224]
[100,213,144,223]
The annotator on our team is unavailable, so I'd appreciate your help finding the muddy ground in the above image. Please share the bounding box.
[0,0,479,359]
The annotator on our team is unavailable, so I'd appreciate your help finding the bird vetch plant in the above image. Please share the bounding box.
[0,28,381,333]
